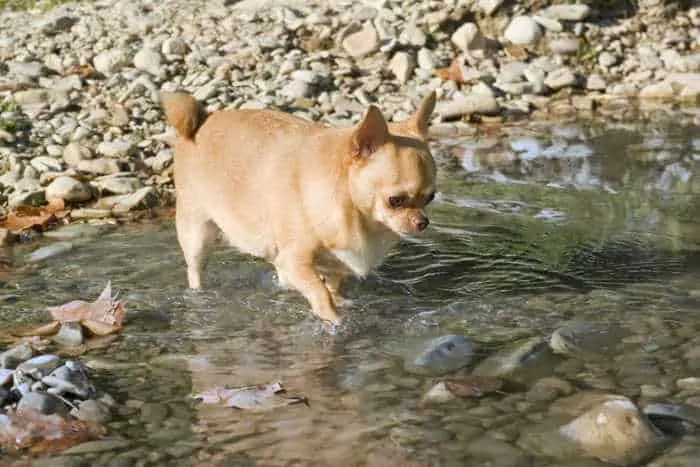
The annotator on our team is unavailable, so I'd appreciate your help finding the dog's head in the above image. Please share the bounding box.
[347,92,437,236]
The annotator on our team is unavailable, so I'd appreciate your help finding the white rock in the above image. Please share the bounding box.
[435,93,500,118]
[598,51,620,68]
[161,37,188,56]
[63,142,93,167]
[93,49,129,75]
[133,47,162,75]
[45,176,93,203]
[639,81,676,99]
[541,4,591,21]
[668,72,700,102]
[96,140,135,158]
[504,16,542,46]
[279,80,313,99]
[30,156,63,173]
[422,382,456,404]
[399,23,426,47]
[478,0,504,16]
[545,67,578,90]
[77,159,121,175]
[499,61,527,83]
[341,22,379,57]
[559,397,666,465]
[533,15,563,32]
[451,22,485,51]
[548,38,579,55]
[388,51,415,84]
[92,176,143,195]
[417,48,436,70]
[586,74,607,91]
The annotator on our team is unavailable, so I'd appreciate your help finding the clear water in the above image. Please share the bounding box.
[2,116,700,466]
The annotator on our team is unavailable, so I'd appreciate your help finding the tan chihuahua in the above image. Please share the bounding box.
[160,91,437,327]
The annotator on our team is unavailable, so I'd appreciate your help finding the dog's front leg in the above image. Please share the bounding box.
[275,251,341,326]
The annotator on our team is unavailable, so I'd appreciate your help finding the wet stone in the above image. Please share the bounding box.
[71,399,112,423]
[139,401,169,424]
[0,343,34,369]
[28,241,75,263]
[43,360,94,398]
[472,337,555,378]
[550,321,625,360]
[17,390,69,415]
[643,402,700,428]
[559,397,667,466]
[404,335,476,376]
[52,322,85,347]
[466,437,531,467]
[526,377,574,403]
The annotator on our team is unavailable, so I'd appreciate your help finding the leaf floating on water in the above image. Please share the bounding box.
[47,282,126,332]
[0,408,105,454]
[192,382,308,411]
[442,376,505,398]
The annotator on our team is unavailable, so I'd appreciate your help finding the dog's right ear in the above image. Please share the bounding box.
[352,105,388,157]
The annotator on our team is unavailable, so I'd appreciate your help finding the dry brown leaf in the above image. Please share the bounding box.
[443,376,505,398]
[47,282,125,331]
[14,321,61,337]
[81,319,121,336]
[0,408,105,454]
[192,382,308,411]
[434,57,464,83]
[3,198,67,233]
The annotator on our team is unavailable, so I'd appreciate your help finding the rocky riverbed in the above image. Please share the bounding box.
[0,0,698,236]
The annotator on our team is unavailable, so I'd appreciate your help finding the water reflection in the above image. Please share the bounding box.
[2,117,700,466]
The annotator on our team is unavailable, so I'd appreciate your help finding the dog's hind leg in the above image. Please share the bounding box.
[176,205,218,289]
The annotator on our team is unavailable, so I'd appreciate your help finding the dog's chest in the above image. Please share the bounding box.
[330,234,397,277]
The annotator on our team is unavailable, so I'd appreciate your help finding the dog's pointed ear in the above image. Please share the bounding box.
[410,91,436,138]
[352,105,388,157]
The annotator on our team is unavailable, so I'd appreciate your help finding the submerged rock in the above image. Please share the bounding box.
[472,337,555,378]
[52,322,85,347]
[27,241,75,263]
[43,360,94,399]
[643,402,700,434]
[520,396,667,465]
[559,397,667,466]
[421,381,456,404]
[404,335,476,376]
[550,321,625,360]
[17,391,69,415]
[0,343,34,369]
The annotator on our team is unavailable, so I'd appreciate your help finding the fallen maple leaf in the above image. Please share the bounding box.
[47,282,125,331]
[434,56,464,83]
[192,382,308,411]
[0,408,105,454]
[3,198,67,233]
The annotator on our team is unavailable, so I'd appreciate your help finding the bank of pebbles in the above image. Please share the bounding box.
[0,0,698,232]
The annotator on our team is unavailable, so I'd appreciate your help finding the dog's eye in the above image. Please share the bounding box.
[426,192,436,204]
[388,196,406,208]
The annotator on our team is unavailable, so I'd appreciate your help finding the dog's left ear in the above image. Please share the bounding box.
[410,91,436,138]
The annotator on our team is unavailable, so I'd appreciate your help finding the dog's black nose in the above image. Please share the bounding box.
[417,219,429,231]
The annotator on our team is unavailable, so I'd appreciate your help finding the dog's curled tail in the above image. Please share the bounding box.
[160,92,207,140]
